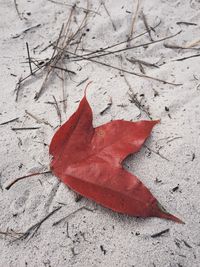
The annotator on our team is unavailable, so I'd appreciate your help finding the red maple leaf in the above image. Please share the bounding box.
[49,84,182,223]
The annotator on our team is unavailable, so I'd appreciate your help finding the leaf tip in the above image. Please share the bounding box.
[156,202,184,224]
[84,81,93,97]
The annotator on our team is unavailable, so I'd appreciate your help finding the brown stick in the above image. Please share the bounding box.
[5,171,52,190]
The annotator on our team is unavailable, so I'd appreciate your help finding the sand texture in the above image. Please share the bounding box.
[0,0,200,266]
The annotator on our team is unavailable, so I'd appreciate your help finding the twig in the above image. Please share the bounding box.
[164,43,197,50]
[13,207,61,241]
[34,2,87,101]
[164,43,199,51]
[14,0,23,20]
[26,42,33,75]
[71,31,182,61]
[123,71,151,119]
[11,127,40,131]
[5,171,52,190]
[69,20,161,60]
[102,1,117,31]
[64,49,182,86]
[145,145,169,161]
[25,110,53,128]
[166,136,182,143]
[75,194,83,202]
[182,240,192,248]
[34,24,65,100]
[176,21,197,26]
[66,222,70,238]
[151,228,169,238]
[100,98,112,115]
[0,117,19,126]
[138,62,145,74]
[127,0,140,43]
[52,207,94,226]
[12,24,41,39]
[174,53,200,61]
[16,65,44,85]
[142,12,153,41]
[128,91,151,119]
[47,0,100,15]
[61,70,67,112]
[51,24,64,62]
[0,173,3,191]
[50,65,76,74]
[184,38,200,48]
[76,77,89,87]
[0,229,24,239]
[127,57,158,68]
[14,76,22,102]
[52,95,62,125]
[45,99,68,105]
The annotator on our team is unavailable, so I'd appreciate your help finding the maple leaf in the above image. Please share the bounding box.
[49,85,182,223]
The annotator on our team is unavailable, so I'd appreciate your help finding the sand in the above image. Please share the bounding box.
[0,0,200,266]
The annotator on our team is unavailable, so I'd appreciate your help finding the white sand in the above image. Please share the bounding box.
[0,0,200,266]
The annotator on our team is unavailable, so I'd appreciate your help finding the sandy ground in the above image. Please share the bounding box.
[1,0,200,266]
